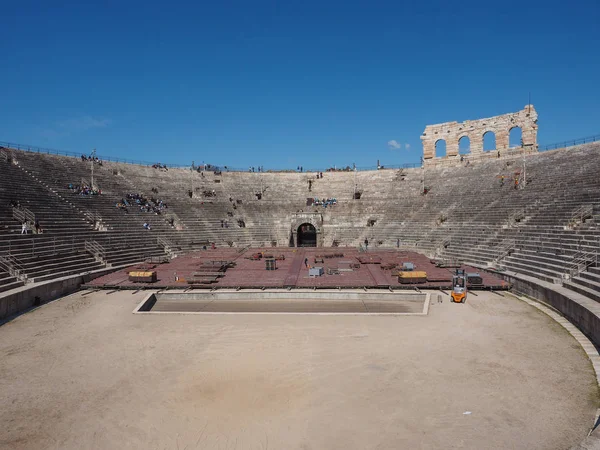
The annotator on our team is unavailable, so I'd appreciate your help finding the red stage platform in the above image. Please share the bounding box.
[87,248,509,290]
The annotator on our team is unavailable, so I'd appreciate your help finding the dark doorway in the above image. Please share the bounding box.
[297,223,316,247]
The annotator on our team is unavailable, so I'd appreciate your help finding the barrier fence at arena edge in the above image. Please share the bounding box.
[2,132,600,173]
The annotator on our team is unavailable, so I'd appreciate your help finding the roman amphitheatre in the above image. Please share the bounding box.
[1,105,600,449]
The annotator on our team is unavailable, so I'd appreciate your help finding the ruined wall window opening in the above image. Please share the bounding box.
[483,131,496,152]
[509,126,523,148]
[458,136,471,155]
[435,139,446,158]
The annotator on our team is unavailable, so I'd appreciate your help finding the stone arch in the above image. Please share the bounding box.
[435,139,447,158]
[509,126,523,148]
[290,214,323,247]
[297,223,317,247]
[483,131,496,152]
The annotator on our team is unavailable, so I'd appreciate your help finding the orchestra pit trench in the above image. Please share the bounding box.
[136,290,429,314]
[0,289,597,450]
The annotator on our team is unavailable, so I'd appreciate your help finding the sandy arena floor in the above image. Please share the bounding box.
[0,290,598,450]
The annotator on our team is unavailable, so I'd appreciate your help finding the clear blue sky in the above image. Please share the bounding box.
[1,0,599,169]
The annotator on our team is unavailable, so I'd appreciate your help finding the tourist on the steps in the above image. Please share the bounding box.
[21,222,28,234]
[304,258,308,268]
[364,238,369,250]
[34,219,41,234]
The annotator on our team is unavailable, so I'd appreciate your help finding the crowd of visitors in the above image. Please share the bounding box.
[67,183,102,195]
[152,163,168,170]
[20,219,43,234]
[116,193,168,215]
[8,200,43,234]
[196,163,217,172]
[81,154,102,165]
[308,197,337,207]
[326,166,354,172]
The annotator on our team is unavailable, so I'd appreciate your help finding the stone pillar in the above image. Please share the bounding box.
[470,132,483,154]
[422,139,435,160]
[291,228,297,247]
[521,104,538,149]
[522,124,538,148]
[496,129,509,150]
[446,139,459,157]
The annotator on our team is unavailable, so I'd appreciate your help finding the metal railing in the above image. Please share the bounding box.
[83,210,105,229]
[425,134,600,167]
[1,139,423,172]
[433,237,451,257]
[569,204,593,225]
[565,250,598,278]
[12,206,35,225]
[0,253,28,282]
[0,140,188,169]
[157,236,176,258]
[398,240,420,250]
[2,237,80,260]
[84,240,106,263]
[539,134,600,152]
[156,236,173,248]
[507,209,526,228]
[0,149,7,162]
[3,131,599,173]
[494,239,516,263]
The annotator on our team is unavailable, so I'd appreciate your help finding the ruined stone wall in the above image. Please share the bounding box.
[421,105,538,160]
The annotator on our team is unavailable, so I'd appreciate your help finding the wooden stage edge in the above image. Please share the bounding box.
[85,247,511,291]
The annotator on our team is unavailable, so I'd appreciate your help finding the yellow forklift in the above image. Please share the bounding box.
[451,269,467,303]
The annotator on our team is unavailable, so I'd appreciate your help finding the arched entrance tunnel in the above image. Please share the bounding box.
[297,223,317,247]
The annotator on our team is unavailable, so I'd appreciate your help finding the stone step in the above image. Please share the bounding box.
[564,281,600,303]
[570,275,600,293]
[0,279,25,293]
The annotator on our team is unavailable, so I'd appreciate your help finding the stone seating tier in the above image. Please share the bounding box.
[0,142,598,299]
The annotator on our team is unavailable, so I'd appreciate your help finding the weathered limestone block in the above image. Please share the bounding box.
[496,129,509,150]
